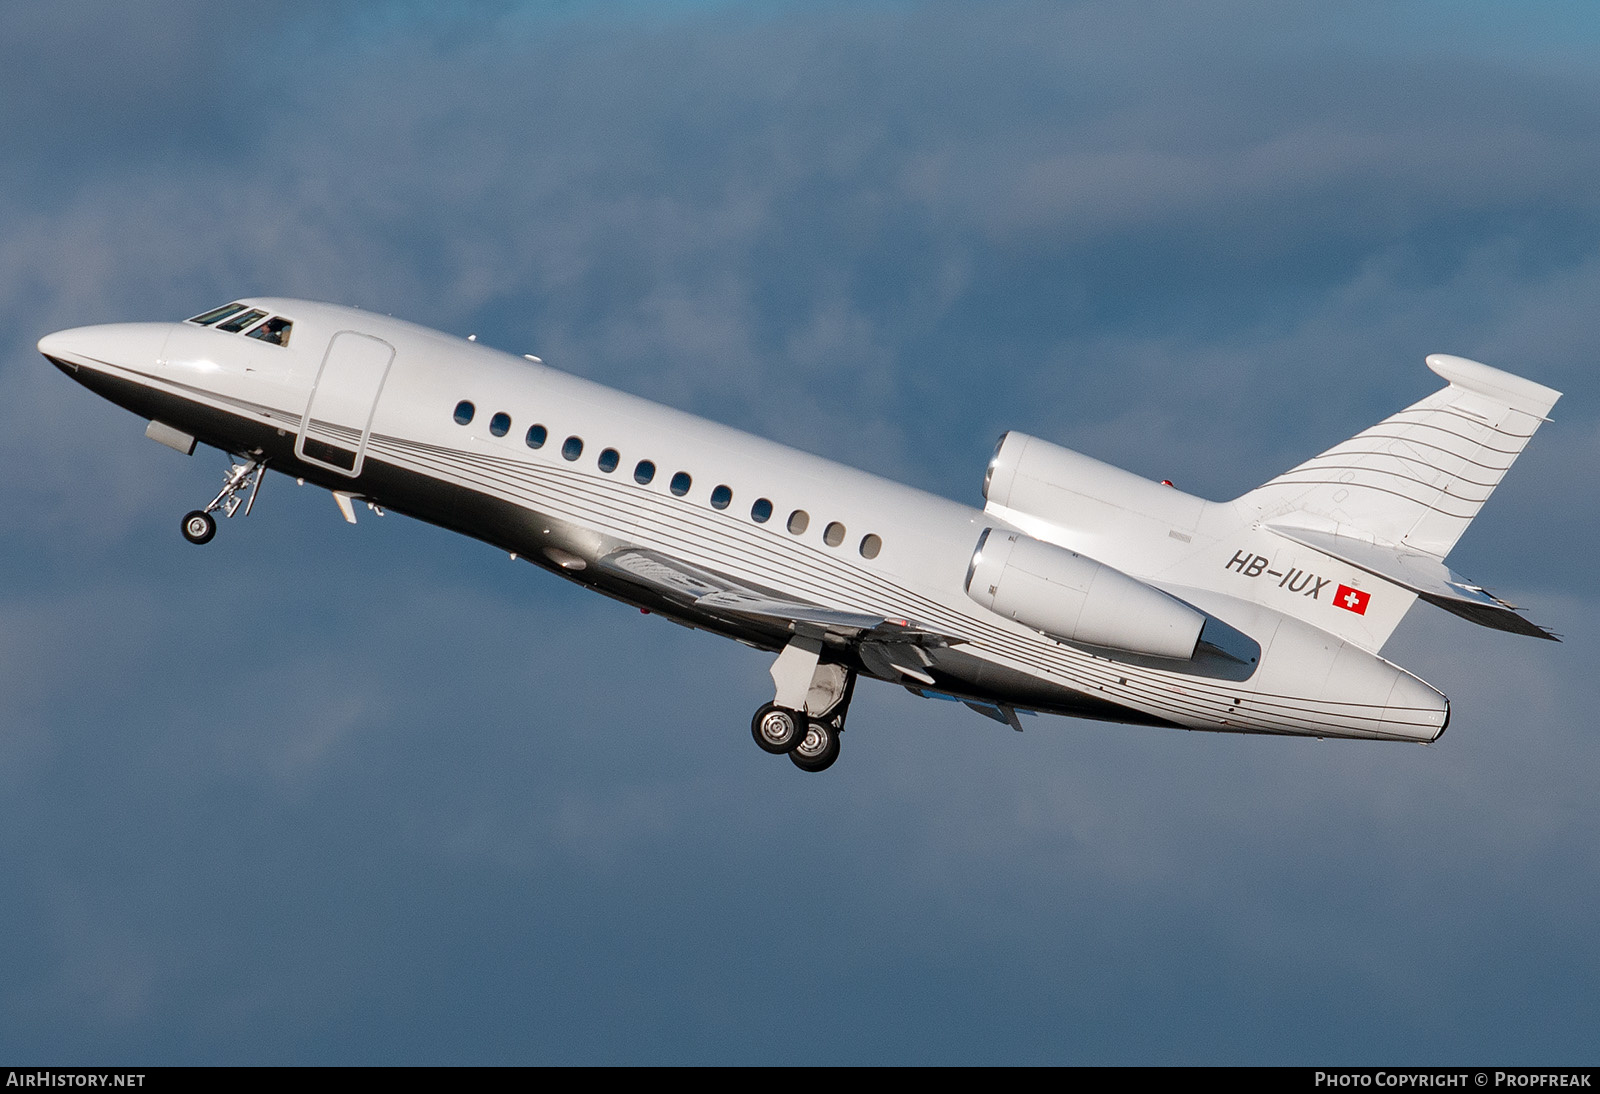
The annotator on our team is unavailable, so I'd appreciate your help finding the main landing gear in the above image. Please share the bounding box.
[751,634,857,773]
[182,457,266,545]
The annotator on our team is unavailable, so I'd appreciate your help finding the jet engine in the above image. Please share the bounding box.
[983,431,1206,540]
[965,529,1205,660]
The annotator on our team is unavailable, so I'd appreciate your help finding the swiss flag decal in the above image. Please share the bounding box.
[1334,585,1370,615]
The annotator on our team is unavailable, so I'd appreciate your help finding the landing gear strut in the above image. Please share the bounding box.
[750,633,857,773]
[181,456,266,545]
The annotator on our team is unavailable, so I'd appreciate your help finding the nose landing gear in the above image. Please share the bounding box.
[181,457,266,545]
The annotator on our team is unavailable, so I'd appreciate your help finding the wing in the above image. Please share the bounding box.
[593,547,961,648]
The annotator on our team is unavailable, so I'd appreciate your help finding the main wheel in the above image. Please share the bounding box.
[789,720,841,773]
[751,703,805,754]
[181,510,217,545]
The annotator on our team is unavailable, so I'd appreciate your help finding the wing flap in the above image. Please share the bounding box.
[694,590,886,633]
[594,547,960,642]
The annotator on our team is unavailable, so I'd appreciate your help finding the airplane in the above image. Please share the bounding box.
[38,299,1561,772]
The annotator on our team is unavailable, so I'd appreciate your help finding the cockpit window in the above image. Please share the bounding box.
[187,303,247,326]
[246,316,293,347]
[216,309,267,333]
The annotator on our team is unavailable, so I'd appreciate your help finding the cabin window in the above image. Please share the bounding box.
[525,424,547,448]
[246,316,292,347]
[751,498,773,523]
[187,303,245,326]
[216,309,267,333]
[670,471,692,497]
[598,448,620,473]
[489,412,511,437]
[453,401,475,425]
[787,510,809,535]
[634,460,656,485]
[562,436,584,461]
[859,534,882,560]
[823,521,846,547]
[710,485,732,510]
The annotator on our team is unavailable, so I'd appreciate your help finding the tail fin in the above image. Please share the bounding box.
[1239,355,1561,639]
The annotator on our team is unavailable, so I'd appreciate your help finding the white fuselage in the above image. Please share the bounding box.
[39,298,1451,744]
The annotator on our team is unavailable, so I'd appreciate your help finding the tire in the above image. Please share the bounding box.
[751,703,804,754]
[789,720,841,772]
[181,510,216,545]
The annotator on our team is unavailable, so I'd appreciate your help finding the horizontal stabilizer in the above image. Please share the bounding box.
[1424,353,1562,417]
[1265,522,1558,640]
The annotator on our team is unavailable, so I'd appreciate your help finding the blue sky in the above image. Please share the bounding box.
[2,0,1598,1063]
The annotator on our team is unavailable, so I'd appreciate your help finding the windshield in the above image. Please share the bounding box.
[187,303,246,326]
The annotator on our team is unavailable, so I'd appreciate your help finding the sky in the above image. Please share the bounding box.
[2,0,1598,1064]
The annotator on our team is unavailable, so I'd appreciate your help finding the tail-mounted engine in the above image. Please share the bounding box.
[965,529,1205,660]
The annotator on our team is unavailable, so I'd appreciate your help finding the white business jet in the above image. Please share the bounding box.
[39,299,1560,771]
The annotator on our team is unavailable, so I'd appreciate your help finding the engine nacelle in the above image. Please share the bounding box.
[983,430,1206,540]
[965,529,1205,660]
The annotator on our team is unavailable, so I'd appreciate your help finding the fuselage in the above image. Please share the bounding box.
[39,298,1451,745]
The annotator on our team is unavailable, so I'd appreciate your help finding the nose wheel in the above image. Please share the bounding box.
[181,510,217,544]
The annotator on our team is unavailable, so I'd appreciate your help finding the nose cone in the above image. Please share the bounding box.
[38,322,171,376]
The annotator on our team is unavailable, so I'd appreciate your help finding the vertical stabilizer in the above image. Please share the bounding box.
[1235,355,1559,640]
[1241,355,1558,558]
